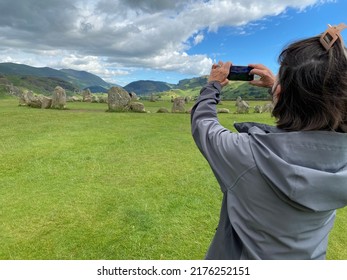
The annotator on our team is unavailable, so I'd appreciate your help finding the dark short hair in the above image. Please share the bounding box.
[272,35,347,132]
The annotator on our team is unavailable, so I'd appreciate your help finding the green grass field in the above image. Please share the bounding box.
[0,98,346,259]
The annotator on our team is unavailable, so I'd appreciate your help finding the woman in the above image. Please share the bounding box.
[191,23,347,259]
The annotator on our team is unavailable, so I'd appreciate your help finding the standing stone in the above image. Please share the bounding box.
[236,100,249,114]
[149,93,156,102]
[107,87,131,112]
[235,96,242,107]
[129,92,138,101]
[29,99,42,108]
[254,105,262,113]
[18,92,27,106]
[91,96,99,103]
[22,91,41,108]
[184,96,191,103]
[51,86,66,109]
[262,103,274,113]
[8,84,22,97]
[171,97,186,113]
[82,89,92,102]
[72,96,82,102]
[130,102,146,113]
[99,96,108,103]
[41,96,52,109]
[25,91,34,104]
[217,108,230,114]
[157,107,169,113]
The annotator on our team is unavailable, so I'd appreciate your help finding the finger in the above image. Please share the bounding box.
[249,80,263,87]
[223,61,232,70]
[248,63,269,70]
[250,68,267,76]
[220,79,229,87]
[249,81,271,88]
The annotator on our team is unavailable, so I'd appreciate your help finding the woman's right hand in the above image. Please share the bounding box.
[248,64,276,88]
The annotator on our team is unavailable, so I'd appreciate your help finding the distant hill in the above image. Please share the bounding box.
[124,80,174,96]
[0,62,112,90]
[0,62,270,100]
[0,63,67,80]
[150,79,271,100]
[60,69,111,89]
[0,74,79,96]
[83,85,108,93]
[176,76,208,90]
[5,75,79,95]
[122,77,208,96]
[222,81,270,99]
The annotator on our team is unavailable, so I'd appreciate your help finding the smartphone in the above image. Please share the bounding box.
[227,66,254,81]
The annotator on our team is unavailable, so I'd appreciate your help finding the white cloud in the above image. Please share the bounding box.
[194,33,205,45]
[0,0,332,83]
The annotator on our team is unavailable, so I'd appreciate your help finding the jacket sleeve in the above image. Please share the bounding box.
[191,82,254,193]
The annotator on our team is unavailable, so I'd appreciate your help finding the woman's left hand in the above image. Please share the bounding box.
[208,61,231,87]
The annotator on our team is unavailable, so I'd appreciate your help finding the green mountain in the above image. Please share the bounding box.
[83,85,108,93]
[124,80,175,95]
[5,75,79,96]
[0,62,67,79]
[176,76,208,90]
[129,77,270,100]
[60,69,111,89]
[123,76,269,100]
[0,62,270,100]
[222,81,270,100]
[0,62,112,90]
[0,73,80,97]
[122,77,207,96]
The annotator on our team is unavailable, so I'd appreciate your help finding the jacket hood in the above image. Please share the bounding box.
[235,122,347,212]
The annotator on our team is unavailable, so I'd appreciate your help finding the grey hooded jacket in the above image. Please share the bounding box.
[191,82,347,259]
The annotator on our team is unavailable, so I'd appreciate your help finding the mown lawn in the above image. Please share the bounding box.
[0,98,346,259]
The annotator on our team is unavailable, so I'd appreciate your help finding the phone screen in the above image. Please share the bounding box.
[227,66,254,81]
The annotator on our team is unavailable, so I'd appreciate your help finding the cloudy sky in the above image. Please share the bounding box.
[0,0,346,86]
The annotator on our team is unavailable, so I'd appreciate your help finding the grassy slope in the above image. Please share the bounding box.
[155,81,270,101]
[0,98,345,259]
